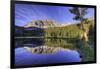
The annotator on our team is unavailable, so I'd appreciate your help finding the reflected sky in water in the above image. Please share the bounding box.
[15,47,81,67]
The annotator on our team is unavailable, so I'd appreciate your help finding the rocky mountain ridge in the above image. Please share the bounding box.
[24,20,60,28]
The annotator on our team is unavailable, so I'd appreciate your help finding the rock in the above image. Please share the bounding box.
[24,20,59,28]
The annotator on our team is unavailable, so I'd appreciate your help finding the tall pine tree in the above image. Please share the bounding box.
[69,7,88,42]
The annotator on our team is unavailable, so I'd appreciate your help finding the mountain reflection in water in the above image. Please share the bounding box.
[15,38,81,67]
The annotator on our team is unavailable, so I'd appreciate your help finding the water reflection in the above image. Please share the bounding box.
[44,38,78,49]
[15,38,78,49]
[15,38,81,67]
[15,38,44,48]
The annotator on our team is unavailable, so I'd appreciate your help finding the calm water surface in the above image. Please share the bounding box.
[15,38,81,67]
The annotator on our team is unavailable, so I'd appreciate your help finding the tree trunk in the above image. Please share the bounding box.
[83,31,88,42]
[80,21,88,42]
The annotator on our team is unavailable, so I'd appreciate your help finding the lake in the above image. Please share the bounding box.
[15,38,81,67]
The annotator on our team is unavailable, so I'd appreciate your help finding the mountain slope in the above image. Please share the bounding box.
[24,20,59,28]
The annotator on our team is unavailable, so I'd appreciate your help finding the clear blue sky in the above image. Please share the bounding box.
[15,4,94,26]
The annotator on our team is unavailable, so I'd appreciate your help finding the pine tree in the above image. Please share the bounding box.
[69,7,88,42]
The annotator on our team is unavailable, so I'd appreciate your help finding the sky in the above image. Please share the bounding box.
[15,4,95,26]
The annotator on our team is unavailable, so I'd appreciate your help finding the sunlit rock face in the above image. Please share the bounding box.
[23,46,68,54]
[24,20,59,28]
